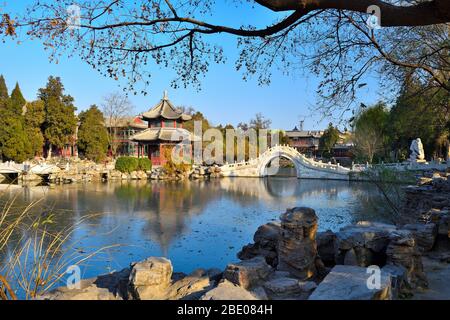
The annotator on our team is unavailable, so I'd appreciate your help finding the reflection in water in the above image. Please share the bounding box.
[0,178,392,284]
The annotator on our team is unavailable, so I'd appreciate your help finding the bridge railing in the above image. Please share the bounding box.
[351,160,449,172]
[220,144,351,175]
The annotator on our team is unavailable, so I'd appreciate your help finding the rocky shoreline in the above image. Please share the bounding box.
[15,160,223,184]
[36,170,450,300]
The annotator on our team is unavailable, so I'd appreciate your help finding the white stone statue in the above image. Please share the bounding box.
[409,138,425,162]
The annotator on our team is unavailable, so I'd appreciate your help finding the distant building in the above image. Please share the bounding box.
[333,131,354,164]
[130,92,194,166]
[285,126,354,164]
[105,116,148,157]
[285,127,324,157]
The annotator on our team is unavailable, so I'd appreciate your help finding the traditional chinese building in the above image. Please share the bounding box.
[285,126,354,164]
[130,92,193,166]
[105,116,148,157]
[285,127,324,157]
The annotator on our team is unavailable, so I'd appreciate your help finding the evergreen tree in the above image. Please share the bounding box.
[183,111,210,133]
[0,75,8,100]
[38,76,77,158]
[0,99,31,162]
[24,100,46,157]
[77,105,109,162]
[10,83,26,114]
[318,123,340,160]
[387,78,449,160]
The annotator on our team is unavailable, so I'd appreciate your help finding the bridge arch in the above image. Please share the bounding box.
[220,145,351,180]
[258,151,300,178]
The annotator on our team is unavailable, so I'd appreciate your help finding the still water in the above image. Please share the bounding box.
[0,177,392,285]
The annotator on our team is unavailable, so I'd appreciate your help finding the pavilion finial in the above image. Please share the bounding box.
[163,90,168,100]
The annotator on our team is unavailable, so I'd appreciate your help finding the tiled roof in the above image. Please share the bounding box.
[141,91,192,121]
[130,127,200,142]
[285,130,324,138]
[104,116,148,129]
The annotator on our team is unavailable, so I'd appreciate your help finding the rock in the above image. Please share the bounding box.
[238,222,281,267]
[37,268,131,300]
[107,170,122,180]
[335,222,396,267]
[130,171,139,180]
[337,222,396,251]
[343,247,374,267]
[263,276,298,294]
[423,209,450,238]
[433,176,450,192]
[308,265,392,300]
[201,280,258,300]
[223,256,273,289]
[418,177,433,186]
[263,272,317,300]
[343,248,358,266]
[402,173,450,220]
[382,264,407,298]
[94,268,132,300]
[402,223,437,252]
[316,230,337,266]
[277,207,319,279]
[205,268,223,282]
[299,280,318,294]
[21,173,43,182]
[386,231,427,290]
[37,280,120,300]
[129,257,173,300]
[250,286,269,300]
[165,270,213,300]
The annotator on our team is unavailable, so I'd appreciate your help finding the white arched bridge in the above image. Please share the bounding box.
[219,145,450,180]
[220,145,352,180]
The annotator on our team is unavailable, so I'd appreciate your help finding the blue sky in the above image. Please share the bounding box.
[0,1,381,130]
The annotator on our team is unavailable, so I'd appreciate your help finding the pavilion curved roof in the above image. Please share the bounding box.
[141,91,192,121]
[130,127,200,143]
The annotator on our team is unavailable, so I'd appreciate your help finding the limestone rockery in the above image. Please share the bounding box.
[38,200,446,300]
[36,169,450,300]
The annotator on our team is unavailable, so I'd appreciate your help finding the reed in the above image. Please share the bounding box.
[0,184,119,300]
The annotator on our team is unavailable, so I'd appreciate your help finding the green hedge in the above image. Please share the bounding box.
[138,158,152,171]
[115,157,139,173]
[115,157,152,173]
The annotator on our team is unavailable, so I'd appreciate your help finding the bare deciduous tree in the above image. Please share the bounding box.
[1,1,449,115]
[101,92,134,157]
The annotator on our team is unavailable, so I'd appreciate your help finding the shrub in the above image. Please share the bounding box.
[162,147,191,175]
[115,156,139,173]
[138,158,152,171]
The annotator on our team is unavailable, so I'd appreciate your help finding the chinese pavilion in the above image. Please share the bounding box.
[130,92,193,166]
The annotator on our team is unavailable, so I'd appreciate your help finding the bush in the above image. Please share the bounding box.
[138,158,152,171]
[115,157,139,173]
[162,147,191,175]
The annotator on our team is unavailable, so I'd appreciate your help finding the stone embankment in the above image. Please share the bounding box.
[15,159,223,184]
[148,165,221,181]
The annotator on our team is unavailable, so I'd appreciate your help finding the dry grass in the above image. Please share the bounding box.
[0,183,120,300]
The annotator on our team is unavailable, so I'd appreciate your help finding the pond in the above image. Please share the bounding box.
[0,177,394,296]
